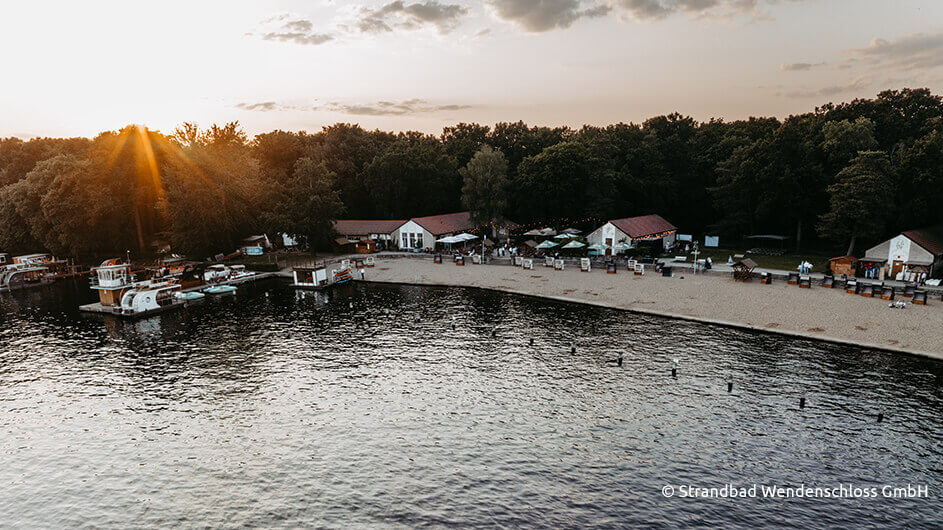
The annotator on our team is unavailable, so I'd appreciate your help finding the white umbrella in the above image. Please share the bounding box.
[535,240,558,249]
[562,241,586,249]
[553,233,574,239]
[454,233,479,241]
[436,236,460,244]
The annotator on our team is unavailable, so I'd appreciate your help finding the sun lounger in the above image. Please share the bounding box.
[913,290,928,305]
[787,271,799,285]
[881,286,895,300]
[846,279,858,294]
[798,275,811,288]
[553,259,564,271]
[580,258,591,272]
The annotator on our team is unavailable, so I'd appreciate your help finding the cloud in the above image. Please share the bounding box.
[354,1,470,34]
[847,32,943,71]
[779,62,825,72]
[488,0,611,32]
[255,16,334,45]
[235,101,281,111]
[612,0,799,22]
[318,99,472,116]
[776,77,870,99]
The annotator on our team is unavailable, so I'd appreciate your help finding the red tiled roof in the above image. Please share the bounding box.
[333,219,406,236]
[903,225,943,256]
[609,214,677,239]
[411,211,474,235]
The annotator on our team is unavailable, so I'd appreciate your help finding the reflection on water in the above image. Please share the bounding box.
[0,279,941,528]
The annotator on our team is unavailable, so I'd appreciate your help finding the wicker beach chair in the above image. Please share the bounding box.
[881,286,895,300]
[787,271,799,285]
[798,275,811,288]
[823,275,834,288]
[434,254,442,264]
[580,258,591,272]
[913,290,928,305]
[553,259,564,271]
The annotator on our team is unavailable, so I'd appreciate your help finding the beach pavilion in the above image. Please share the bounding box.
[586,214,677,256]
[863,225,943,282]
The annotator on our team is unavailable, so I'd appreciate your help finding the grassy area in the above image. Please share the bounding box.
[670,248,835,271]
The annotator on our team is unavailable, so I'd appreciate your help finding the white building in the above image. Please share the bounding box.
[586,214,677,256]
[333,219,407,249]
[398,212,475,251]
[863,226,943,281]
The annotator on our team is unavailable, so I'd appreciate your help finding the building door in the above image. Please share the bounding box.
[605,238,612,256]
[891,260,904,279]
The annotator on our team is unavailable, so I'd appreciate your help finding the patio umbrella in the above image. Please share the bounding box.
[454,233,479,241]
[613,242,633,251]
[436,236,460,243]
[553,233,575,239]
[588,243,607,251]
[562,241,586,249]
[562,228,582,235]
[522,229,544,236]
[535,240,558,249]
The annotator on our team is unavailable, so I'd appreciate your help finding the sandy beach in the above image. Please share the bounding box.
[358,256,943,359]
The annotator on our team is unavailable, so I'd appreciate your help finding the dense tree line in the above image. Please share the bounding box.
[1,88,941,261]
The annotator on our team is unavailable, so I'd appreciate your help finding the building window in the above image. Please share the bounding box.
[416,233,423,248]
[402,233,408,248]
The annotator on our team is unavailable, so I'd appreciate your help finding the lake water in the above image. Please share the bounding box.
[1,279,941,528]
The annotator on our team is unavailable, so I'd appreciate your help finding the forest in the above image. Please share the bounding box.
[1,88,941,261]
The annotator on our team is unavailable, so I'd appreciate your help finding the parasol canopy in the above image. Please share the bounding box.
[535,240,559,249]
[562,241,586,249]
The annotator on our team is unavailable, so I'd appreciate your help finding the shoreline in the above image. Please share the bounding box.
[349,256,943,361]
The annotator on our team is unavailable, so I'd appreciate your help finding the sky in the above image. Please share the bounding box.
[1,0,942,139]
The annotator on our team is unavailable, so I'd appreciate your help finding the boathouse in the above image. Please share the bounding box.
[586,215,677,256]
[863,226,943,281]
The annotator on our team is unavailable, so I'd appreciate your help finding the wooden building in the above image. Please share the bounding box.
[828,255,858,277]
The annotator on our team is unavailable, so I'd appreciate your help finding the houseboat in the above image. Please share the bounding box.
[0,263,51,291]
[80,259,184,318]
[292,265,329,289]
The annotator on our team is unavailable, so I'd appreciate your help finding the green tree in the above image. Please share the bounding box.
[276,158,345,255]
[460,145,509,233]
[364,133,459,218]
[817,151,895,255]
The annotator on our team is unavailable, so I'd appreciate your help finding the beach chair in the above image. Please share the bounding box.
[580,258,591,272]
[760,272,772,284]
[433,254,442,264]
[542,256,552,267]
[798,275,811,288]
[913,290,928,305]
[881,286,895,300]
[661,266,672,277]
[341,259,351,269]
[845,279,858,294]
[634,263,645,276]
[513,256,522,266]
[606,261,617,274]
[355,259,365,268]
[522,258,533,270]
[472,254,481,264]
[455,255,464,266]
[553,259,564,271]
[787,271,799,285]
[860,283,874,297]
[823,275,834,288]
[365,257,375,267]
[903,285,915,297]
[627,259,637,271]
